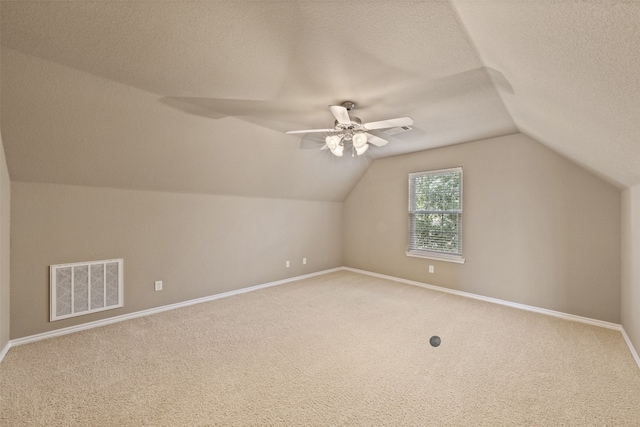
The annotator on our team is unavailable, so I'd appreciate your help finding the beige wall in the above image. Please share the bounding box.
[622,185,640,356]
[10,182,342,338]
[0,135,9,351]
[0,8,10,351]
[6,134,627,339]
[344,133,621,323]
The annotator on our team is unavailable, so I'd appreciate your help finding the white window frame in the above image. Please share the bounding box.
[406,167,465,264]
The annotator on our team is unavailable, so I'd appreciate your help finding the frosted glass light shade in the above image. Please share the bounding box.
[355,143,369,156]
[332,143,344,157]
[352,132,368,148]
[325,135,344,156]
[325,135,341,150]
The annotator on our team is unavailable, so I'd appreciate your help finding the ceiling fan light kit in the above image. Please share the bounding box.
[352,132,368,148]
[325,135,344,156]
[355,143,369,156]
[286,101,413,157]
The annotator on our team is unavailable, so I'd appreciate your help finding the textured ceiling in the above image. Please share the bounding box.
[1,1,637,202]
[453,0,640,187]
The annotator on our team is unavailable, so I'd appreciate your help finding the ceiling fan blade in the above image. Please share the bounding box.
[299,130,330,147]
[286,128,337,135]
[329,105,352,125]
[299,134,329,150]
[363,116,414,131]
[364,133,389,147]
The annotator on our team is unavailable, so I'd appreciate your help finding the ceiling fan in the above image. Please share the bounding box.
[285,101,413,157]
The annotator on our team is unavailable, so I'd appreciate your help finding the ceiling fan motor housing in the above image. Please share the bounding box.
[334,116,362,137]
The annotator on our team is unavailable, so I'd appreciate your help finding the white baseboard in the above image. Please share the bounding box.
[4,265,639,371]
[9,267,343,349]
[0,341,10,363]
[343,267,622,331]
[342,267,640,369]
[621,327,640,369]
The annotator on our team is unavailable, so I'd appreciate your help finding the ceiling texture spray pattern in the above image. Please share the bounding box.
[0,1,638,201]
[453,0,640,187]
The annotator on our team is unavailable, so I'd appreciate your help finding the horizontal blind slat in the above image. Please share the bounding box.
[408,167,462,256]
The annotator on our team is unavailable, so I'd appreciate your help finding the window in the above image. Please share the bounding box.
[407,167,464,263]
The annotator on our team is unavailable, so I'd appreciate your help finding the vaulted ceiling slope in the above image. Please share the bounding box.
[0,1,638,202]
[453,1,640,188]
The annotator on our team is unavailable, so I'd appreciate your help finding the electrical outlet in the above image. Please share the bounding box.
[303,257,307,265]
[429,265,434,274]
[154,280,163,291]
[286,260,290,268]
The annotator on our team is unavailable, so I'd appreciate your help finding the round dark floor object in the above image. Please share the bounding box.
[430,335,441,347]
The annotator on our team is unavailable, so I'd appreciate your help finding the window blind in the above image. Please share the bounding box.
[408,167,463,258]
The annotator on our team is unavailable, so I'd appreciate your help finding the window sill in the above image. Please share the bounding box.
[405,251,466,264]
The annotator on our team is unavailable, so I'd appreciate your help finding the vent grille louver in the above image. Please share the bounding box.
[382,125,413,136]
[50,259,123,321]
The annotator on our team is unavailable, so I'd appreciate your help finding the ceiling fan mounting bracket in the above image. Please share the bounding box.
[340,101,356,111]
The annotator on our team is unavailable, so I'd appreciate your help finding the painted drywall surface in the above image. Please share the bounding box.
[10,182,342,339]
[0,136,9,351]
[1,2,516,174]
[1,47,373,203]
[622,185,640,355]
[0,6,10,352]
[344,133,621,323]
[453,1,640,188]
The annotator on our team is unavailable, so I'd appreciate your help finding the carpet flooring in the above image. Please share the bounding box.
[1,270,639,426]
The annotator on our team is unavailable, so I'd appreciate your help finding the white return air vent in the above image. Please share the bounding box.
[50,259,123,321]
[382,125,412,136]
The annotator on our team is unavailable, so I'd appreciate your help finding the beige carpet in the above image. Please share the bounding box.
[1,270,639,426]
